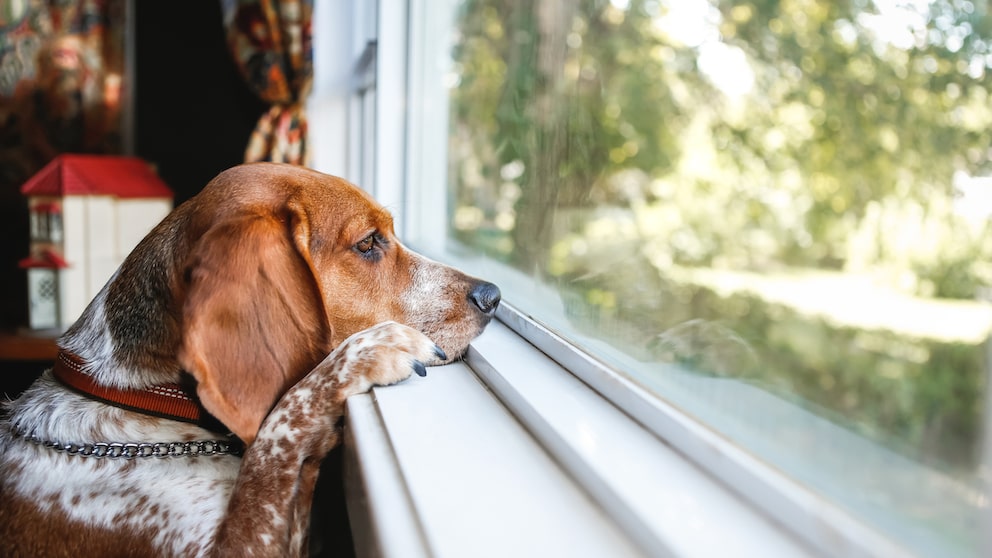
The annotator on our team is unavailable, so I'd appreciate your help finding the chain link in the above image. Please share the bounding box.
[16,428,242,459]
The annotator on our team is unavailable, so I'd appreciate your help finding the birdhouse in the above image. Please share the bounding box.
[19,154,173,331]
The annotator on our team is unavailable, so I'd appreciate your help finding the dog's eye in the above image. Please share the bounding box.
[355,235,376,254]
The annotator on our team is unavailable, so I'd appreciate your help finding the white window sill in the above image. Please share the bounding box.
[342,310,824,558]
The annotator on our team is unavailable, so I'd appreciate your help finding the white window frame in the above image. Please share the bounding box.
[311,2,991,557]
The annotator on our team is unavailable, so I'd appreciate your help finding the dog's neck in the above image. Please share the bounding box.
[59,232,188,390]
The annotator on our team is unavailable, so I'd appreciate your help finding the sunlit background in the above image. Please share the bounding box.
[427,0,992,555]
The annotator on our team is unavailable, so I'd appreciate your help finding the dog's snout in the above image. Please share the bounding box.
[469,282,501,315]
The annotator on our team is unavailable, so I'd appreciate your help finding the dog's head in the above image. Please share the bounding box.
[95,163,498,443]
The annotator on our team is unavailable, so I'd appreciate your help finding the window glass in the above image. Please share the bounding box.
[406,1,992,554]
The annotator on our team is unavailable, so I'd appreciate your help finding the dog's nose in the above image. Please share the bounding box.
[469,282,501,315]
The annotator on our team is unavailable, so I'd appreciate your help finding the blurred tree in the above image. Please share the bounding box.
[451,0,702,271]
[444,0,992,473]
[714,0,992,268]
[450,0,992,293]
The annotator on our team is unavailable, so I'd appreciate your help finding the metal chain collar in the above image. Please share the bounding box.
[15,428,243,459]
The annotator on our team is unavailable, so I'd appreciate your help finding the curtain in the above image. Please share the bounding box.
[221,0,313,166]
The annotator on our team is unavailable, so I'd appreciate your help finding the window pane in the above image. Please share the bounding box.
[407,1,991,554]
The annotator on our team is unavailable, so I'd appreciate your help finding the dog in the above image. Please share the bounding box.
[0,162,500,557]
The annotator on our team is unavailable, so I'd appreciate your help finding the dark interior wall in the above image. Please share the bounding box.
[134,0,267,206]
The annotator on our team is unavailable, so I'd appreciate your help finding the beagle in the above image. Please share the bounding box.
[0,163,500,557]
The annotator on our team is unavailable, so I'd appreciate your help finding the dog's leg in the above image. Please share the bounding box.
[208,321,441,558]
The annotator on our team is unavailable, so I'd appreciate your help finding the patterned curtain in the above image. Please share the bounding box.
[221,0,313,166]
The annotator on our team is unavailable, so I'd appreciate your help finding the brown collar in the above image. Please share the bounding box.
[53,350,208,425]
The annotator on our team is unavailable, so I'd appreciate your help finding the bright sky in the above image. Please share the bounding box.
[861,0,932,50]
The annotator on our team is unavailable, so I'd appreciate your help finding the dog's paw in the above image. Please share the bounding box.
[318,321,444,398]
[254,322,444,458]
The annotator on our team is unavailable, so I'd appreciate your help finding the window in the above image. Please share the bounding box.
[313,1,992,556]
[397,1,991,556]
[29,202,63,243]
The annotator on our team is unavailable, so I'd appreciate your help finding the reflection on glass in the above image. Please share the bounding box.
[430,0,991,555]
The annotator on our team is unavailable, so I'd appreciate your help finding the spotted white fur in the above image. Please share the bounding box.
[0,322,441,557]
[1,376,239,556]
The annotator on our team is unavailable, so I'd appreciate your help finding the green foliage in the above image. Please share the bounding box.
[451,0,992,292]
[554,229,987,470]
[714,0,992,268]
[446,0,992,472]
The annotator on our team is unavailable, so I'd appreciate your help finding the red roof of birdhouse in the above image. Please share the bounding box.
[19,249,70,269]
[20,154,173,199]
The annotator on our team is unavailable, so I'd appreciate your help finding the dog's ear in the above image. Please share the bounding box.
[178,204,329,445]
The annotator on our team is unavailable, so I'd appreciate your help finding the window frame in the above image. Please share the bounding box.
[312,2,992,557]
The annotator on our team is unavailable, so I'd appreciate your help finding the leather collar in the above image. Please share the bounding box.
[52,350,211,427]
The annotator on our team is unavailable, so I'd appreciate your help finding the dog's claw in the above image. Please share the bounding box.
[413,360,427,377]
[434,345,447,361]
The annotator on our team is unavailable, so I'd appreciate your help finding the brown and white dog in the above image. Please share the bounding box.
[0,163,500,557]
